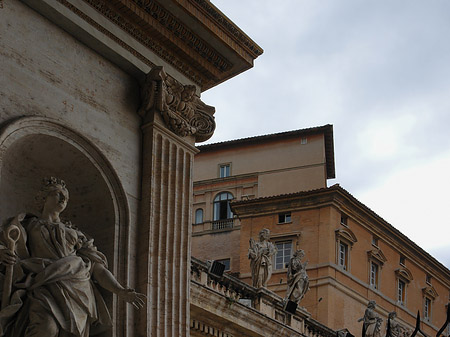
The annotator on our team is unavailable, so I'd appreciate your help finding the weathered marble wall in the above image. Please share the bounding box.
[0,1,142,335]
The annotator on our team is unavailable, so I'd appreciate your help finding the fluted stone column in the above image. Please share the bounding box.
[136,67,215,337]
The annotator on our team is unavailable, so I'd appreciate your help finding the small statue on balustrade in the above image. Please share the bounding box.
[388,312,409,337]
[285,249,309,305]
[248,228,277,288]
[358,300,383,337]
[0,177,146,337]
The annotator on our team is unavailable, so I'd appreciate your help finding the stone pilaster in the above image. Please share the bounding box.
[136,67,215,337]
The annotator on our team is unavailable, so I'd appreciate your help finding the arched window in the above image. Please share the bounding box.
[213,192,233,221]
[195,208,203,224]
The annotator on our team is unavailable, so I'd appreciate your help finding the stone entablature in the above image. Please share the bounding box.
[190,258,336,337]
[21,0,262,91]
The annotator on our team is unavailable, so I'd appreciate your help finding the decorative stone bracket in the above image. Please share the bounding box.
[138,66,216,142]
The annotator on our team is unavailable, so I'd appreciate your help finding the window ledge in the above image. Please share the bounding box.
[277,221,292,225]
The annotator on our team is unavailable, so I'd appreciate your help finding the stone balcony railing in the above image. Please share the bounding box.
[190,257,336,337]
[192,219,235,233]
[211,218,234,230]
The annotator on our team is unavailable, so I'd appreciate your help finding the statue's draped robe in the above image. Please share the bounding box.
[248,241,276,288]
[286,258,309,303]
[361,308,377,337]
[0,215,111,337]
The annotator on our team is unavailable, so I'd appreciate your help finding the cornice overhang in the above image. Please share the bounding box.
[21,0,263,91]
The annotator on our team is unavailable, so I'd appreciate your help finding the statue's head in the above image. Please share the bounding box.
[293,249,305,259]
[35,177,69,214]
[259,228,270,241]
[388,312,397,319]
[368,300,376,309]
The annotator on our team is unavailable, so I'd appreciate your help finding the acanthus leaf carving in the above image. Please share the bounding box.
[139,66,216,142]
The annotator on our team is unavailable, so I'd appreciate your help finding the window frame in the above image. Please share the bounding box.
[194,208,203,224]
[335,228,357,272]
[367,248,386,290]
[338,242,349,270]
[278,212,292,224]
[340,214,348,226]
[424,297,432,321]
[395,267,413,307]
[397,279,406,306]
[213,192,233,221]
[369,261,379,289]
[372,236,379,247]
[274,240,293,270]
[219,163,231,178]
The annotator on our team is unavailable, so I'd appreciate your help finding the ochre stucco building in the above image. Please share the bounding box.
[192,125,450,336]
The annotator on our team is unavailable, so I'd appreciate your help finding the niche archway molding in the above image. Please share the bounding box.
[0,116,130,336]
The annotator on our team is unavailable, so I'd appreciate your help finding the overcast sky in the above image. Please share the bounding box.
[203,1,450,268]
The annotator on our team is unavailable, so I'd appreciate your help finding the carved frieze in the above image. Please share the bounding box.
[139,67,215,142]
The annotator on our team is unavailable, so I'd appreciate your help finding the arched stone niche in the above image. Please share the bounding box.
[0,116,129,336]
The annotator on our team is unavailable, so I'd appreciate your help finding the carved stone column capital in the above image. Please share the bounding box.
[138,67,216,142]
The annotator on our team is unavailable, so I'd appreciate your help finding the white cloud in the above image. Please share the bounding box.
[205,1,450,258]
[356,151,450,254]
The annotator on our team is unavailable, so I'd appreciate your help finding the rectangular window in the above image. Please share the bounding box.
[275,241,292,269]
[398,280,406,305]
[278,212,291,224]
[340,214,348,226]
[424,297,431,320]
[300,137,308,145]
[370,262,379,289]
[372,236,379,247]
[219,164,231,178]
[338,242,348,270]
[400,255,406,266]
[426,274,432,285]
[217,258,231,271]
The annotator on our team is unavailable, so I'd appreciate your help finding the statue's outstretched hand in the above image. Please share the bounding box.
[119,288,147,309]
[0,248,16,265]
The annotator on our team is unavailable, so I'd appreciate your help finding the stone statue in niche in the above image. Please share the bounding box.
[358,300,382,337]
[0,177,146,337]
[248,228,277,288]
[285,249,309,305]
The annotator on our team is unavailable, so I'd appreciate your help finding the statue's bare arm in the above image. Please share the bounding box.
[92,263,146,309]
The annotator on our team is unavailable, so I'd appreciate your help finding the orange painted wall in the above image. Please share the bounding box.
[235,203,450,335]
